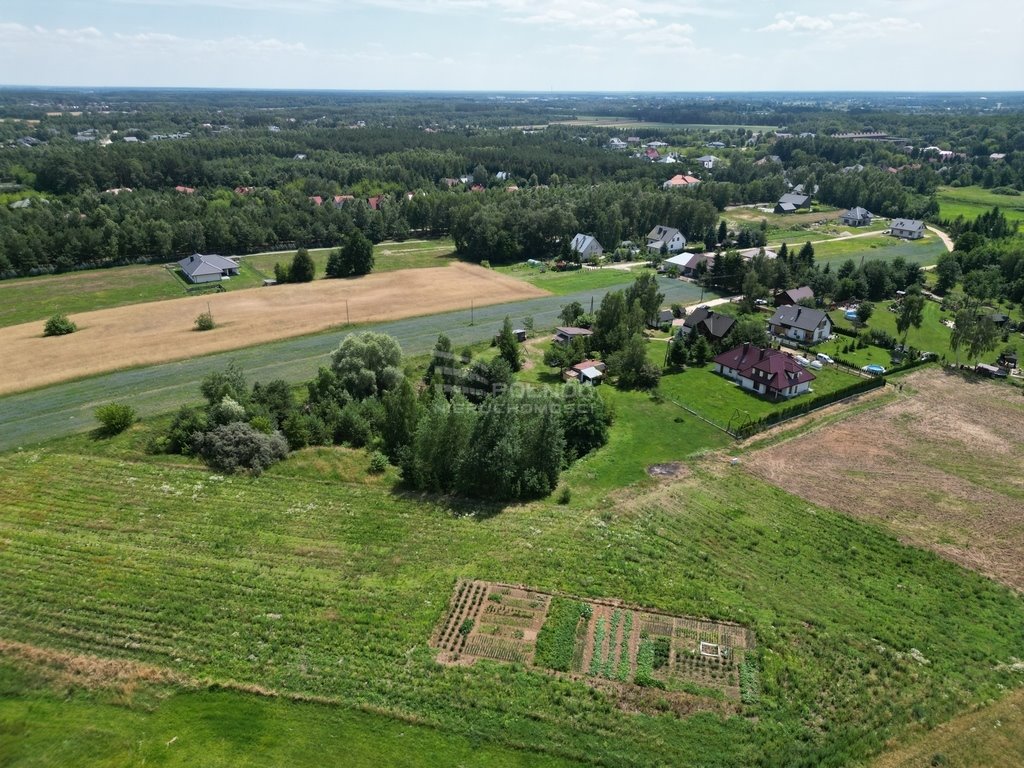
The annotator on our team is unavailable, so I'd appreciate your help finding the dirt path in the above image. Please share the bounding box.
[927,224,955,251]
[0,263,547,396]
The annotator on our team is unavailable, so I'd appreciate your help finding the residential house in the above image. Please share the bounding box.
[713,343,816,399]
[177,253,240,284]
[553,327,593,345]
[368,195,384,210]
[774,193,811,213]
[333,194,355,207]
[696,155,718,169]
[646,225,686,254]
[645,147,661,161]
[174,185,196,195]
[293,153,307,160]
[645,141,668,149]
[840,207,873,227]
[678,306,736,342]
[662,174,701,190]
[774,286,815,307]
[607,138,628,150]
[663,251,714,278]
[649,308,674,328]
[768,305,832,343]
[234,186,255,195]
[570,233,604,262]
[889,219,925,239]
[563,359,606,385]
[309,195,324,206]
[706,141,726,149]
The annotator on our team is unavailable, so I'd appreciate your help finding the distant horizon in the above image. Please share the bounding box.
[2,1,1021,92]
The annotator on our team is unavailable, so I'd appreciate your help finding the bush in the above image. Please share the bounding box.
[556,486,572,505]
[94,402,136,436]
[43,313,76,336]
[192,422,289,475]
[166,405,207,454]
[368,450,389,473]
[194,311,215,331]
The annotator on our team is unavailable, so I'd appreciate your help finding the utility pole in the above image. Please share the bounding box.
[470,300,474,326]
[345,299,350,325]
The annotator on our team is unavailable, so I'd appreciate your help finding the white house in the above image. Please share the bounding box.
[696,155,719,169]
[889,219,925,240]
[569,233,604,262]
[177,253,240,284]
[768,305,832,344]
[646,225,686,254]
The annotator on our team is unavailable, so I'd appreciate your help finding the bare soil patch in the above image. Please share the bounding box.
[745,368,1024,590]
[647,462,691,480]
[0,263,546,395]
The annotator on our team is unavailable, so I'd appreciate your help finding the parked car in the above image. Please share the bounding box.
[809,360,824,370]
[794,355,811,367]
[815,353,833,364]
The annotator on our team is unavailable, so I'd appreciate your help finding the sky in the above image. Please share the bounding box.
[1,0,1022,92]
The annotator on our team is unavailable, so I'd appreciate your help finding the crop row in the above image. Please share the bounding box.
[436,581,487,653]
[462,635,529,664]
[533,598,587,673]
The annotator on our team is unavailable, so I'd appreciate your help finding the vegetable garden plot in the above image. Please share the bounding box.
[432,581,754,705]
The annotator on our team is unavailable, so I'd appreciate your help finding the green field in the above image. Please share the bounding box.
[812,233,948,266]
[937,185,1024,224]
[241,239,458,279]
[497,264,672,296]
[1,418,1023,766]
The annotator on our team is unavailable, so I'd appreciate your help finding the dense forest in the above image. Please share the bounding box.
[0,89,1022,278]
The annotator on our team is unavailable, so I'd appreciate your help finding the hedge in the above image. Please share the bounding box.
[735,376,885,438]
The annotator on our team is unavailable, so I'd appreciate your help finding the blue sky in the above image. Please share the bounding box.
[2,0,1021,91]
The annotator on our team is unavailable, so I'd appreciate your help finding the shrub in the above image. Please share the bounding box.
[556,486,572,505]
[43,313,76,336]
[368,450,389,473]
[192,422,288,475]
[166,405,207,454]
[194,311,215,331]
[94,402,136,436]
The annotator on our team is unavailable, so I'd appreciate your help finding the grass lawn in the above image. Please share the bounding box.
[812,233,948,266]
[724,206,840,228]
[768,220,892,246]
[657,360,862,430]
[937,185,1024,224]
[496,263,659,296]
[830,300,954,359]
[241,238,457,279]
[1,424,1022,766]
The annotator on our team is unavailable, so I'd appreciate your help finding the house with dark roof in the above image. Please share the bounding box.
[177,253,240,284]
[774,286,815,308]
[570,233,604,262]
[774,193,811,214]
[696,155,718,169]
[646,225,686,254]
[677,306,736,342]
[889,219,925,239]
[840,207,873,227]
[714,344,815,399]
[769,305,832,343]
[553,327,593,345]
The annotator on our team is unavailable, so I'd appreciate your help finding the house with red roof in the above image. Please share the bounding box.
[308,195,324,206]
[662,174,701,190]
[713,343,815,399]
[368,195,383,210]
[174,185,196,195]
[333,194,355,207]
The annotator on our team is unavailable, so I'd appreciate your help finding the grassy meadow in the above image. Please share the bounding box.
[241,238,458,278]
[811,233,948,266]
[937,185,1024,224]
[1,417,1023,766]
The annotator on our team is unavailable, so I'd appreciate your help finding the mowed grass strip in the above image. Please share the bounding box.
[937,185,1024,223]
[241,238,458,278]
[0,434,1022,766]
[812,233,948,265]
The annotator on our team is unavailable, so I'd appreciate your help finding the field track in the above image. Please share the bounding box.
[0,263,545,396]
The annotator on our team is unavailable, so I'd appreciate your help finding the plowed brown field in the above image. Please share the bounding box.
[746,368,1024,590]
[0,263,546,395]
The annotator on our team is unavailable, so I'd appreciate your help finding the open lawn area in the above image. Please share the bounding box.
[724,205,840,228]
[937,185,1024,224]
[1,409,1022,766]
[657,360,863,431]
[812,232,948,266]
[497,263,666,296]
[828,299,955,360]
[0,259,267,330]
[241,238,458,278]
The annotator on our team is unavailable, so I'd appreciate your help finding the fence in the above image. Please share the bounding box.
[733,376,885,439]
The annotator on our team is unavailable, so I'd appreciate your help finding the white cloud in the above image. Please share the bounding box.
[759,11,921,39]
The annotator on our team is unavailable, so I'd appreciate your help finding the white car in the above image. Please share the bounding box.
[794,355,811,367]
[816,353,834,364]
[808,360,824,370]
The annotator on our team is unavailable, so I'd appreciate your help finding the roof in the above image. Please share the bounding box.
[647,225,683,245]
[779,286,814,304]
[769,305,829,332]
[842,206,872,219]
[570,233,601,253]
[891,218,925,232]
[777,193,810,207]
[714,344,815,393]
[178,253,238,278]
[683,306,736,339]
[572,359,605,372]
[665,251,714,272]
[578,366,603,380]
[663,174,701,187]
[555,326,593,337]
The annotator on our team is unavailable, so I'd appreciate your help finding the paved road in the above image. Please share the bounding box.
[0,278,712,451]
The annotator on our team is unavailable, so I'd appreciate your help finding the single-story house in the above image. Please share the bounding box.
[678,306,736,342]
[889,219,925,239]
[840,207,873,227]
[663,251,714,277]
[646,225,686,254]
[774,193,811,214]
[553,327,593,345]
[608,138,628,150]
[768,305,832,343]
[648,308,675,328]
[563,359,606,385]
[696,155,718,169]
[333,194,355,207]
[713,343,816,399]
[663,174,701,190]
[570,233,604,262]
[174,185,196,195]
[774,286,815,307]
[178,253,240,284]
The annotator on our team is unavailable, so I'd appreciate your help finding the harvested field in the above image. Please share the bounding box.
[0,263,546,395]
[746,368,1024,590]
